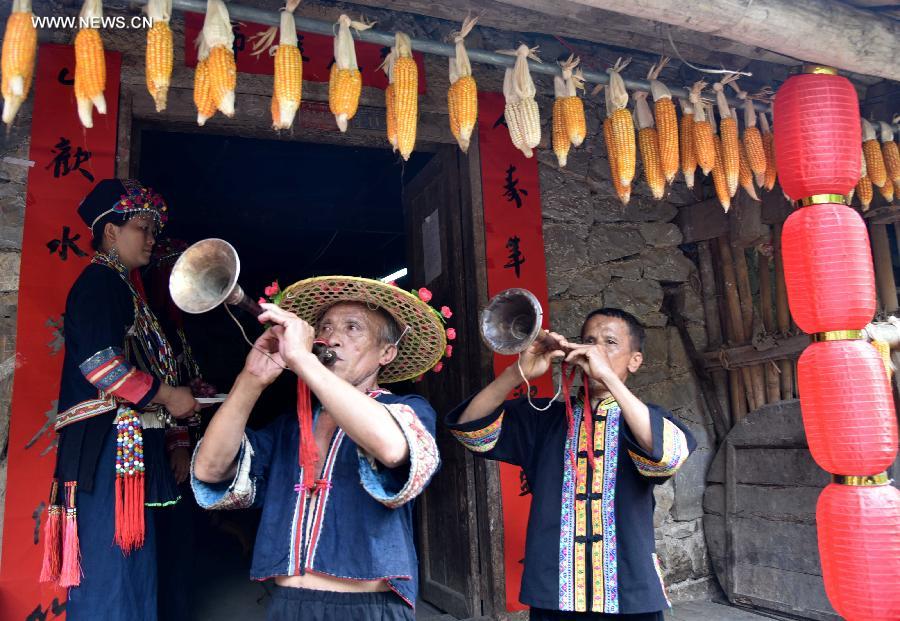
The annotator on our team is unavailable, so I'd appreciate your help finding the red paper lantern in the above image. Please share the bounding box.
[817,483,900,621]
[781,203,876,333]
[774,72,860,199]
[798,340,898,474]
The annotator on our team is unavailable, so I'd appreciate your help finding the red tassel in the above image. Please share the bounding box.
[297,379,319,491]
[39,505,62,583]
[58,482,81,588]
[582,371,597,472]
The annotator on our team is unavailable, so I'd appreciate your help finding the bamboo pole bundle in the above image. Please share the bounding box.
[870,223,899,314]
[698,240,734,429]
[757,247,782,403]
[731,238,767,410]
[773,222,794,400]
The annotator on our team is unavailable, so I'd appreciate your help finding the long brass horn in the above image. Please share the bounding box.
[169,238,260,316]
[480,288,561,355]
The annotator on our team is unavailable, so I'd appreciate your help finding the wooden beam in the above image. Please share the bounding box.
[703,334,810,371]
[542,0,900,81]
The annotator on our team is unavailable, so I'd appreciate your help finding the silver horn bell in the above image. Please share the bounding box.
[480,288,547,355]
[168,238,260,316]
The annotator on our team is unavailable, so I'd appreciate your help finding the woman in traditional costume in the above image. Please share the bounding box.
[39,179,198,621]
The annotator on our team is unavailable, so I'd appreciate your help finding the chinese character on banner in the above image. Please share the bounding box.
[46,225,87,261]
[502,165,529,208]
[504,235,526,277]
[45,137,94,182]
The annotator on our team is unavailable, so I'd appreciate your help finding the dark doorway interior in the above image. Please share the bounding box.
[137,130,433,619]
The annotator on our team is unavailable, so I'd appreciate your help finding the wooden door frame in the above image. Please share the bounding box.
[119,83,511,618]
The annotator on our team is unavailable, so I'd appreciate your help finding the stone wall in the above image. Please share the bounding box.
[0,0,717,604]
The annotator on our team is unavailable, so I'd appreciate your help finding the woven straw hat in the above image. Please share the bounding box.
[279,276,447,383]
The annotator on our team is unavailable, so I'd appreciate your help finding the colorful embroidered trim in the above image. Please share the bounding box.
[558,403,583,610]
[450,412,504,453]
[190,436,258,511]
[55,396,117,430]
[79,346,155,405]
[599,403,620,613]
[114,408,146,553]
[89,179,168,231]
[628,418,689,477]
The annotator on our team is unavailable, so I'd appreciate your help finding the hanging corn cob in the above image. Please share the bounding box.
[193,34,217,125]
[551,74,569,167]
[759,108,777,191]
[606,57,635,187]
[737,110,759,201]
[857,150,873,211]
[447,15,478,153]
[708,104,731,212]
[145,0,173,113]
[862,118,887,188]
[880,121,900,186]
[393,32,418,161]
[732,84,767,187]
[74,0,107,129]
[1,0,37,126]
[647,58,679,183]
[501,45,541,159]
[874,124,894,203]
[602,85,630,206]
[559,56,586,148]
[634,89,665,200]
[271,0,303,130]
[381,48,397,151]
[329,15,371,133]
[713,75,740,198]
[203,0,236,118]
[690,81,715,176]
[679,98,697,189]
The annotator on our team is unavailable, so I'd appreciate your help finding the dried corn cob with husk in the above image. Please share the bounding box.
[271,0,303,130]
[713,76,740,198]
[690,81,715,176]
[878,176,894,203]
[202,0,236,117]
[2,0,37,126]
[602,85,630,205]
[394,33,418,161]
[145,0,173,113]
[738,134,759,201]
[648,58,679,183]
[634,89,665,200]
[552,75,569,167]
[679,98,696,189]
[606,58,635,187]
[329,15,370,133]
[858,152,873,211]
[447,16,478,153]
[862,118,887,188]
[501,45,541,158]
[193,35,217,125]
[559,56,586,147]
[731,83,766,186]
[759,109,777,191]
[382,48,397,151]
[74,0,107,128]
[709,105,730,212]
[880,121,900,186]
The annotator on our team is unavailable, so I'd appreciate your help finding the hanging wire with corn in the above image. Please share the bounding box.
[678,97,697,190]
[329,14,371,133]
[713,75,741,199]
[689,81,715,177]
[1,0,37,126]
[551,55,584,167]
[145,0,173,113]
[270,0,303,130]
[202,0,237,118]
[393,32,418,161]
[447,15,478,153]
[605,57,635,188]
[634,62,665,200]
[647,57,679,184]
[502,44,541,159]
[708,102,731,212]
[601,84,630,206]
[74,0,107,128]
[730,83,767,188]
[759,105,777,191]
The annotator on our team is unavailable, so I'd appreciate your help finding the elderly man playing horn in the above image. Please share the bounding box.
[447,307,696,621]
[192,277,445,621]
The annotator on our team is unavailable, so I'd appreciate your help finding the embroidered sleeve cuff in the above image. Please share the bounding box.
[358,403,440,509]
[627,417,690,478]
[79,347,157,406]
[445,405,504,453]
[190,435,257,510]
[166,426,191,451]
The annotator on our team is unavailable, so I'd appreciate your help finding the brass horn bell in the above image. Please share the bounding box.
[480,288,556,355]
[168,238,260,316]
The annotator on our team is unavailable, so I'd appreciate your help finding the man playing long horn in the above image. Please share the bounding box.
[192,277,447,621]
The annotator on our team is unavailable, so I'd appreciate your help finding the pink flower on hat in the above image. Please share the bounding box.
[446,328,456,340]
[441,306,453,318]
[264,281,280,297]
[388,281,398,287]
[445,345,453,358]
[433,362,444,373]
[418,287,432,302]
[258,297,267,306]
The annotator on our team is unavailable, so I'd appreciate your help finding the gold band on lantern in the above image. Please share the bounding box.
[802,64,838,75]
[812,330,863,342]
[833,472,891,486]
[797,194,847,207]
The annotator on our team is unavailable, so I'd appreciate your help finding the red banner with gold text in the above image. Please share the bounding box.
[477,91,552,612]
[0,43,121,620]
[183,12,426,93]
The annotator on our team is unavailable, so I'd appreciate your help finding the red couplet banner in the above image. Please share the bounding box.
[476,91,552,612]
[183,12,427,94]
[0,44,121,620]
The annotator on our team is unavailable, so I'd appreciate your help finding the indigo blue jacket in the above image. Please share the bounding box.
[192,391,440,608]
